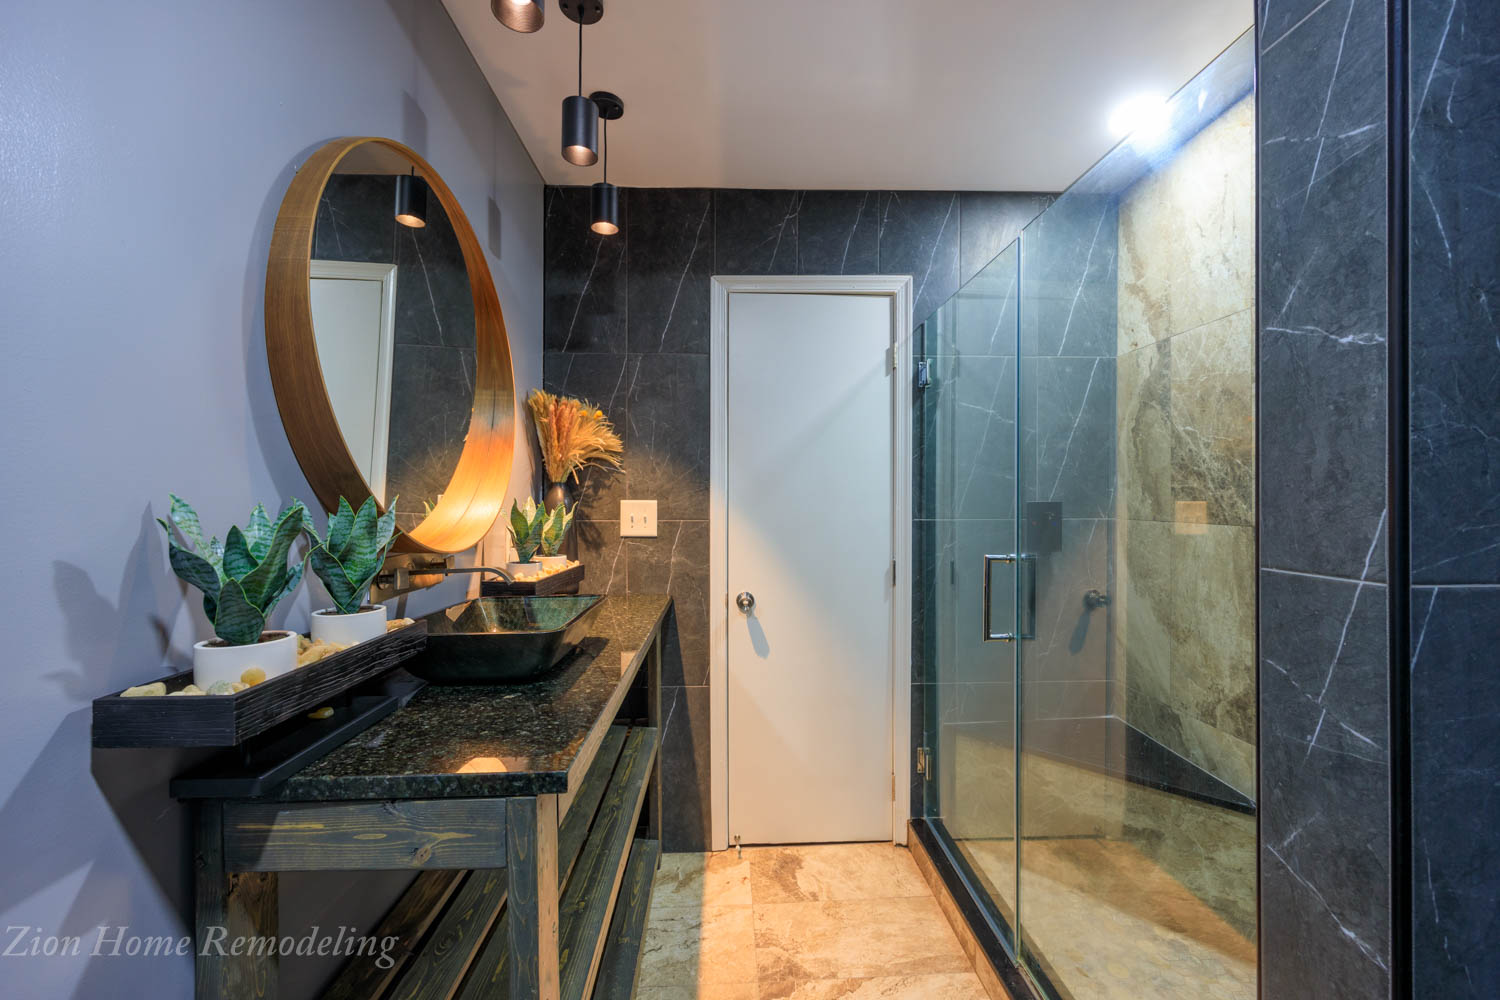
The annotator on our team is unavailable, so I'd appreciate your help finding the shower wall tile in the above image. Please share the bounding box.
[1026,516,1110,690]
[1168,309,1255,528]
[1409,0,1500,585]
[945,247,1020,358]
[1411,586,1500,995]
[1023,355,1116,518]
[797,190,881,275]
[918,517,1015,686]
[544,185,627,353]
[541,351,635,520]
[1020,192,1118,358]
[1169,525,1255,747]
[958,192,1052,286]
[879,191,961,324]
[915,353,1016,521]
[1257,0,1389,581]
[626,188,713,354]
[714,189,800,275]
[1259,569,1392,1000]
[1116,95,1255,354]
[1116,340,1173,523]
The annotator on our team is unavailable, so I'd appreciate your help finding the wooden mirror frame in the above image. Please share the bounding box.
[266,137,515,555]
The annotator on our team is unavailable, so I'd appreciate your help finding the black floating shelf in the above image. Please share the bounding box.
[480,563,584,596]
[91,620,427,749]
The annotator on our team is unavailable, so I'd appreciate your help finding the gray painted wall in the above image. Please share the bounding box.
[0,2,543,996]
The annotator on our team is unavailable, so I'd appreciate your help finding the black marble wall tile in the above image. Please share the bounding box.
[572,519,627,594]
[1257,0,1389,580]
[659,684,712,851]
[878,191,961,325]
[394,197,475,350]
[625,353,710,520]
[626,189,713,354]
[958,192,1052,287]
[543,186,627,354]
[1411,585,1500,996]
[797,190,880,275]
[1023,356,1116,519]
[1019,192,1118,359]
[314,175,396,263]
[714,189,800,275]
[915,353,1016,520]
[1408,0,1500,584]
[541,351,635,520]
[386,344,472,516]
[628,521,710,687]
[1259,569,1392,1000]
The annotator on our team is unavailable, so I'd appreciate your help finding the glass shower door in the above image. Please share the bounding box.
[917,240,1021,942]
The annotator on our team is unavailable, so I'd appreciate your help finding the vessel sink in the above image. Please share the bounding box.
[406,595,604,684]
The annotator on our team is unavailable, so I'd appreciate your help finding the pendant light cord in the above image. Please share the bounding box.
[577,18,583,96]
[602,119,608,181]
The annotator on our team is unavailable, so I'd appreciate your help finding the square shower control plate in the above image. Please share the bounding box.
[620,500,658,537]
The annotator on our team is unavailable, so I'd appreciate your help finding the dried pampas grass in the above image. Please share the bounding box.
[527,388,624,483]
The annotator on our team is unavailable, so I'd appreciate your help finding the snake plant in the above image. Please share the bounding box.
[305,496,400,615]
[508,497,547,563]
[158,494,308,645]
[538,502,574,557]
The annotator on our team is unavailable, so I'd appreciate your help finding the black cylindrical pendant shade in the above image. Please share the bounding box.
[491,0,543,32]
[394,173,428,228]
[591,182,620,235]
[561,95,599,166]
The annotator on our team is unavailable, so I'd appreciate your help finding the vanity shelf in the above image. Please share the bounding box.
[481,563,585,596]
[91,620,427,748]
[318,724,661,1000]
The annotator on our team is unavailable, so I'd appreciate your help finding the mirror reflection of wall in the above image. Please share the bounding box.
[310,165,477,529]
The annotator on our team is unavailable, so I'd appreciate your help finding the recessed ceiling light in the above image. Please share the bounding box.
[1107,94,1170,142]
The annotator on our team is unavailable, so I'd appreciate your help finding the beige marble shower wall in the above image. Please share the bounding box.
[1114,95,1257,797]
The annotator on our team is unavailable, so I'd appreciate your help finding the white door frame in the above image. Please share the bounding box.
[709,275,914,850]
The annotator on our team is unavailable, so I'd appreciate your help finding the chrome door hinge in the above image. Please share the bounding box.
[886,345,897,372]
[916,746,932,778]
[891,559,897,585]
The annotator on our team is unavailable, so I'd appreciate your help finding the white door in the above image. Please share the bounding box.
[725,291,896,845]
[309,260,398,503]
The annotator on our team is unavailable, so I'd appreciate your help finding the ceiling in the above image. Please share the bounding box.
[443,0,1252,192]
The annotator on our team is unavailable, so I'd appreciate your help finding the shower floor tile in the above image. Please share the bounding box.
[636,843,991,1000]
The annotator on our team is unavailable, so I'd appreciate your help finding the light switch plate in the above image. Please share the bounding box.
[620,500,658,537]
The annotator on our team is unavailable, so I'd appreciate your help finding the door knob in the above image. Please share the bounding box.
[735,592,756,614]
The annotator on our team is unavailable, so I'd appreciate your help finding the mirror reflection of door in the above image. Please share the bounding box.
[309,260,397,504]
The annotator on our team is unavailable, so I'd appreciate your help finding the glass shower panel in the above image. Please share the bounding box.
[917,241,1020,941]
[1014,30,1258,1000]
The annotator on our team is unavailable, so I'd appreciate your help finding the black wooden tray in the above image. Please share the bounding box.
[480,563,584,596]
[91,620,427,748]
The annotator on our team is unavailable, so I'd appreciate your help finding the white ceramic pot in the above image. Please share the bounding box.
[310,604,389,646]
[536,555,569,572]
[192,630,298,690]
[506,560,538,578]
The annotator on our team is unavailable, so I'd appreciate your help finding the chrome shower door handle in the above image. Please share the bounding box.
[982,553,1017,642]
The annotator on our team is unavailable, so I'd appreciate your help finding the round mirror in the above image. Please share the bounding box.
[266,137,515,554]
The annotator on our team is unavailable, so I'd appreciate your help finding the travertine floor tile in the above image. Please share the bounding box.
[634,985,760,1000]
[752,897,971,982]
[654,851,755,909]
[756,973,991,1000]
[745,843,930,904]
[639,905,758,988]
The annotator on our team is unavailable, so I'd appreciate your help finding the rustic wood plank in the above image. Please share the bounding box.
[388,869,508,1000]
[559,727,659,1000]
[590,839,661,1000]
[322,870,464,1000]
[223,799,508,872]
[453,903,512,1000]
[93,621,427,748]
[196,802,279,999]
[506,795,561,1000]
[559,726,628,887]
[646,629,662,840]
[480,563,584,596]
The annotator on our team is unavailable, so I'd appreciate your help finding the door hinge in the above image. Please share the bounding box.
[916,746,932,777]
[891,559,897,585]
[886,345,897,372]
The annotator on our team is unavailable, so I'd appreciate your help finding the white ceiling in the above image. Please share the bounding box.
[443,0,1252,192]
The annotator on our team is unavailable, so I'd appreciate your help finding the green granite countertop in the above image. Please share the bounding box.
[265,594,669,802]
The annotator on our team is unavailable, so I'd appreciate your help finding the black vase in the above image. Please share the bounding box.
[543,480,573,513]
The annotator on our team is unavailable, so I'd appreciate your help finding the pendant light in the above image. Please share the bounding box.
[559,1,604,166]
[394,168,427,229]
[590,91,623,235]
[491,0,543,33]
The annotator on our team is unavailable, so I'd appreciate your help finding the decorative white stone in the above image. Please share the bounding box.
[192,630,297,690]
[310,604,388,646]
[537,555,569,572]
[506,561,538,578]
